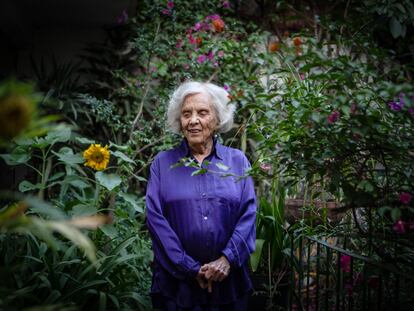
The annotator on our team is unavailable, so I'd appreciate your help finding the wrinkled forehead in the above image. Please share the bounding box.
[181,92,214,109]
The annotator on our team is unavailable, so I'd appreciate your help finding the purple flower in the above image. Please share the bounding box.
[116,9,128,24]
[399,192,412,205]
[300,73,305,80]
[399,92,405,105]
[167,1,174,9]
[327,110,340,124]
[340,255,351,273]
[197,54,207,64]
[388,101,403,111]
[393,220,406,234]
[183,63,190,70]
[217,50,224,58]
[409,222,414,230]
[223,0,231,9]
[409,108,414,118]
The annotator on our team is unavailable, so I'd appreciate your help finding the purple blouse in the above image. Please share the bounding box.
[146,139,256,307]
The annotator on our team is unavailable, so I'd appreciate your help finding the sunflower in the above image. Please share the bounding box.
[0,95,34,140]
[83,144,110,171]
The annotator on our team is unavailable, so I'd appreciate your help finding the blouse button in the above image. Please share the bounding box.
[203,216,208,220]
[202,193,206,197]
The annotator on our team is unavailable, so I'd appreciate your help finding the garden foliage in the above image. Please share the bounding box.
[1,0,413,309]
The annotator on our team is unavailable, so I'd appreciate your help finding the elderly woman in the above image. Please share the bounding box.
[146,81,256,311]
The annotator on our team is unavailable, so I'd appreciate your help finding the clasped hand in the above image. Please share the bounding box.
[196,256,230,293]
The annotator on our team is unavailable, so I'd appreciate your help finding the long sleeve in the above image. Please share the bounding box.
[146,156,201,280]
[221,156,257,268]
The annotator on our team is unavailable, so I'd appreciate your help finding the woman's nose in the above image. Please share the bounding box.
[190,114,199,124]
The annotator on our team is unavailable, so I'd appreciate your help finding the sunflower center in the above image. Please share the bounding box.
[92,152,104,163]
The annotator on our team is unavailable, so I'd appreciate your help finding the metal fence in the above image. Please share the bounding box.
[288,235,414,311]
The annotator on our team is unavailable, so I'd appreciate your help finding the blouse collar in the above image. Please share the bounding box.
[178,136,224,160]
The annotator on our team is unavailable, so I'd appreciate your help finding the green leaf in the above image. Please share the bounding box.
[95,171,122,191]
[215,162,230,171]
[75,136,95,144]
[19,180,41,192]
[24,196,66,220]
[44,126,72,144]
[112,151,135,164]
[0,152,31,165]
[100,224,118,239]
[191,168,207,176]
[118,192,144,213]
[390,17,402,38]
[52,148,84,165]
[71,204,97,216]
[250,239,265,272]
[357,180,374,192]
[391,208,401,222]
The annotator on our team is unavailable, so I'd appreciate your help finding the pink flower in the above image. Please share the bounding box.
[327,110,340,123]
[183,63,190,70]
[340,255,351,273]
[393,220,406,234]
[409,222,414,230]
[217,50,224,58]
[399,192,412,205]
[223,84,230,91]
[197,54,207,64]
[193,22,203,31]
[300,73,305,80]
[207,51,214,61]
[206,14,221,21]
[161,8,171,15]
[223,0,231,9]
[187,34,196,45]
[260,163,272,172]
[176,39,183,49]
[213,61,219,67]
[167,1,174,9]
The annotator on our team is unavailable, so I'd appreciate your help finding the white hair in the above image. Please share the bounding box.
[167,81,236,134]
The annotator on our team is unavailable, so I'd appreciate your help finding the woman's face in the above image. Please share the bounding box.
[180,93,218,146]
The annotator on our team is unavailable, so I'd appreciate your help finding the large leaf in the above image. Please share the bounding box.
[52,147,84,165]
[95,172,122,191]
[0,151,31,165]
[44,126,72,144]
[250,239,265,272]
[19,180,42,192]
[118,192,143,213]
[390,17,402,38]
[112,151,135,164]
